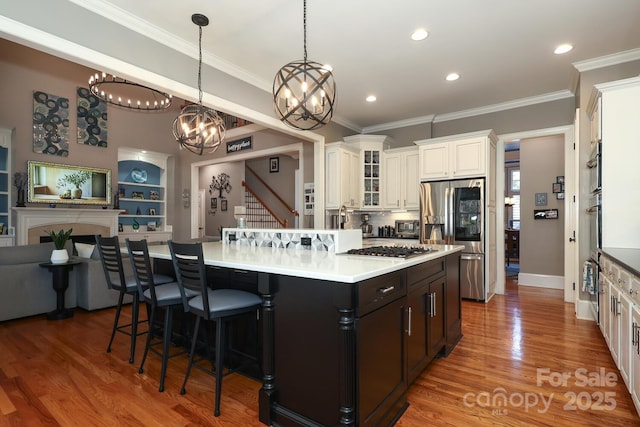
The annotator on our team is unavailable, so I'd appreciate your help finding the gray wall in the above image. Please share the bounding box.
[520,134,565,276]
[0,38,184,233]
[199,162,245,238]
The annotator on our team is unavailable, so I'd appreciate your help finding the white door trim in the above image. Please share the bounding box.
[497,125,576,305]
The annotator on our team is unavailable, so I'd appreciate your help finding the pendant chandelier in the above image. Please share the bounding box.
[273,0,336,131]
[88,73,172,111]
[172,13,226,155]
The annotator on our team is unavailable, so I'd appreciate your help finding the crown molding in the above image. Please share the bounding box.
[362,115,435,134]
[573,48,640,72]
[432,90,574,123]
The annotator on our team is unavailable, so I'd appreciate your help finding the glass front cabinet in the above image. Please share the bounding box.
[344,134,391,210]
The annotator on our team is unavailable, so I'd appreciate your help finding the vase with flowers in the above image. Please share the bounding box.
[46,228,73,264]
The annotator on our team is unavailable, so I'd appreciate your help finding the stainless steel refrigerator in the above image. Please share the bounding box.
[419,178,485,301]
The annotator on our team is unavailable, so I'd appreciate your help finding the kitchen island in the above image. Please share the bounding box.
[146,241,463,426]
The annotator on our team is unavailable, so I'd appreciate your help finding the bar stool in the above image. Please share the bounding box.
[168,240,262,417]
[95,235,172,364]
[126,238,197,391]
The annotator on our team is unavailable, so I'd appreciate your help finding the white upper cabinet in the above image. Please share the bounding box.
[595,77,640,249]
[415,130,497,181]
[383,146,419,210]
[325,143,359,209]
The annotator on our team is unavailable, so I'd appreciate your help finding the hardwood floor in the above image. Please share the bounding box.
[1,279,639,426]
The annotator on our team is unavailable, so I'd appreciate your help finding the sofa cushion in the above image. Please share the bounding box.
[75,242,95,259]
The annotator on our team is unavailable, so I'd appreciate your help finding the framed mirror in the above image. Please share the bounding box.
[27,161,112,206]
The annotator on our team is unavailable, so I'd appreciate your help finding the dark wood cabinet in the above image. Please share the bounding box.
[426,277,445,361]
[259,254,462,426]
[405,258,447,383]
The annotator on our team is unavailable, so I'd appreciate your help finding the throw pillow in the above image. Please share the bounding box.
[75,242,95,259]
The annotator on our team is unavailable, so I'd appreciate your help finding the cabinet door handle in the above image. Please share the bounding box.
[378,285,396,295]
[432,292,436,317]
[407,306,412,336]
[633,322,639,346]
[616,299,621,316]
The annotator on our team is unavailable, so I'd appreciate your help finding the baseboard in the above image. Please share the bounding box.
[517,273,564,289]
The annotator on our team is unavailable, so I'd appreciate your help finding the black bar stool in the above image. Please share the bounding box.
[168,241,262,417]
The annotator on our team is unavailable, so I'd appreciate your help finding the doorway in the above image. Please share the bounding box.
[504,144,520,280]
[497,125,576,306]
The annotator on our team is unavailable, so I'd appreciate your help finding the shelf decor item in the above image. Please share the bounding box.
[46,228,72,264]
[172,13,226,155]
[272,0,336,130]
[13,172,27,207]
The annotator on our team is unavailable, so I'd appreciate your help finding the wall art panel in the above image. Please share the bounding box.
[32,90,70,156]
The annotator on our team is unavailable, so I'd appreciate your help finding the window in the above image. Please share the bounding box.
[510,169,520,192]
[507,168,520,230]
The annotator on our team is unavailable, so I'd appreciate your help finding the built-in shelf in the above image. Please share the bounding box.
[117,148,170,236]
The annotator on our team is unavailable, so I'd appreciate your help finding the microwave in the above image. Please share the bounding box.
[395,220,420,238]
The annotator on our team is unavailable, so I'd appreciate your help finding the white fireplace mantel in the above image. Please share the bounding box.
[12,207,124,245]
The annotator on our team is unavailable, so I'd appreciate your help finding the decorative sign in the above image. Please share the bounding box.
[534,209,559,220]
[226,136,252,153]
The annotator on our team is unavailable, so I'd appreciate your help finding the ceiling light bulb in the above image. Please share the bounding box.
[446,73,460,81]
[554,44,573,54]
[411,29,428,41]
[366,95,377,103]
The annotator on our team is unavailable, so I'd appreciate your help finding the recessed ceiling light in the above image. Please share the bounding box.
[411,29,428,41]
[554,44,573,55]
[446,73,460,81]
[366,95,377,103]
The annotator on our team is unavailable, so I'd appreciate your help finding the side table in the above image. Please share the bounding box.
[39,259,83,320]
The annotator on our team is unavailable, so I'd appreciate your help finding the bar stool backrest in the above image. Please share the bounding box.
[168,241,210,318]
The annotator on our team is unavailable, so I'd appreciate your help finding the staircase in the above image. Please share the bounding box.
[244,188,286,228]
[242,165,298,229]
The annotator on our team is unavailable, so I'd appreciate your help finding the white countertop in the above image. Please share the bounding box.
[147,241,464,283]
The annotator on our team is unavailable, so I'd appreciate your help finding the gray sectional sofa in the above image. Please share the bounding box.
[0,241,78,322]
[0,238,132,322]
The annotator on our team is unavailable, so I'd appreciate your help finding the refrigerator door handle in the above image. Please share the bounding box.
[443,187,449,241]
[448,187,455,244]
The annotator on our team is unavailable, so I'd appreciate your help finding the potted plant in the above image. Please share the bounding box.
[47,228,73,264]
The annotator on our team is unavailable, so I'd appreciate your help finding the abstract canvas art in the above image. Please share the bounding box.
[32,90,70,156]
[76,87,107,147]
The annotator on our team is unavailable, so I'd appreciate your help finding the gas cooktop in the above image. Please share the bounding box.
[344,245,437,259]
